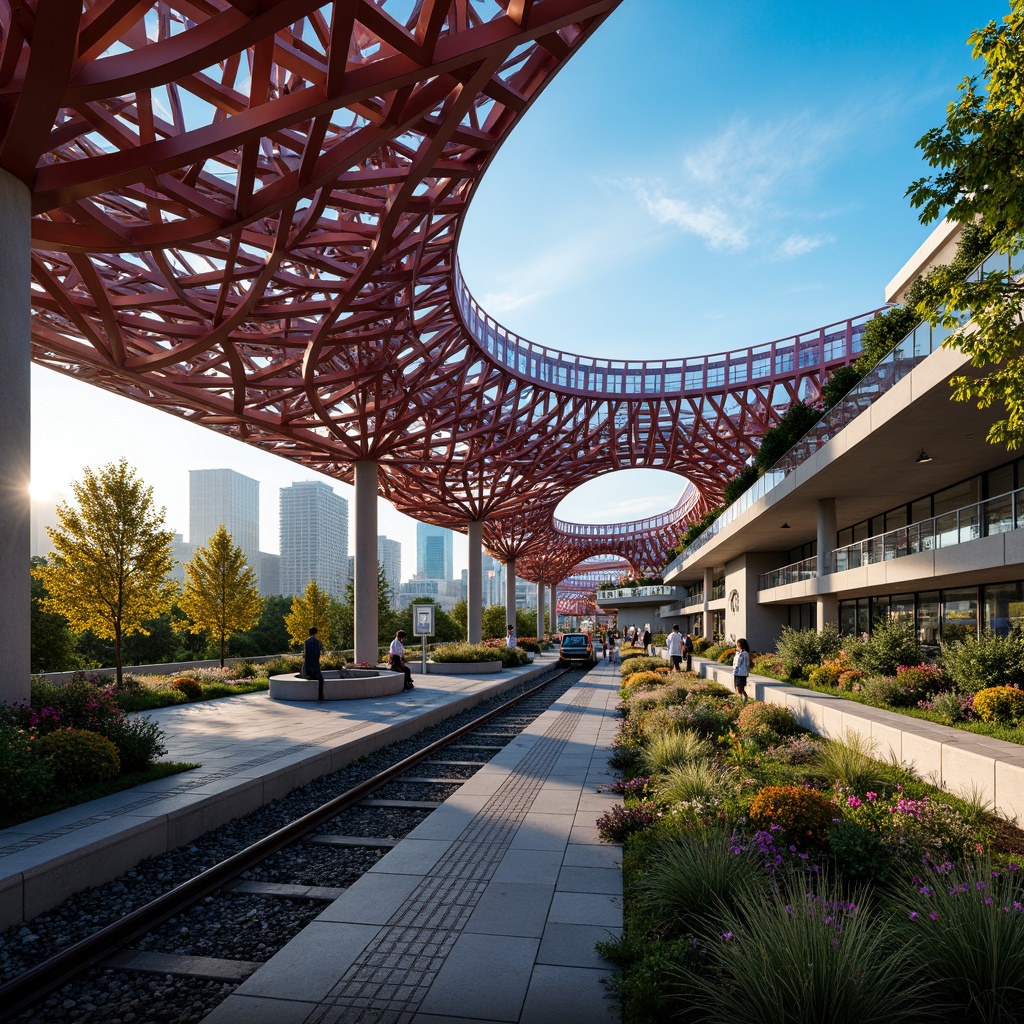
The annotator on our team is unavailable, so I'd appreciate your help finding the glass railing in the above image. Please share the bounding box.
[758,556,818,591]
[596,585,681,601]
[711,580,725,600]
[683,590,705,608]
[665,250,1022,575]
[832,487,1024,572]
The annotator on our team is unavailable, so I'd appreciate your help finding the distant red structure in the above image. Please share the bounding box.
[4,1,881,587]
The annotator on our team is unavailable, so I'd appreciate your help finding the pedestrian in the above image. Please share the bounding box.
[303,626,326,702]
[733,637,750,700]
[506,624,517,649]
[389,629,414,690]
[684,631,694,673]
[666,624,684,672]
[605,629,617,664]
[642,623,652,655]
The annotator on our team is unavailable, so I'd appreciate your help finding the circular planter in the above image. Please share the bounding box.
[424,660,502,674]
[269,668,405,701]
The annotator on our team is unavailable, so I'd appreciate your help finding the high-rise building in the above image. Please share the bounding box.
[279,481,349,599]
[259,552,281,596]
[482,553,504,608]
[169,533,194,584]
[30,493,63,558]
[378,536,402,608]
[189,469,260,572]
[416,523,453,581]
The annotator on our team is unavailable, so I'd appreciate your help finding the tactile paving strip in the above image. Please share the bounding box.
[306,685,597,1024]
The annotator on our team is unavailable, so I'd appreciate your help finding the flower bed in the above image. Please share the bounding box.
[599,669,1024,1023]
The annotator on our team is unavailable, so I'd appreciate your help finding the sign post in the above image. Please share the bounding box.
[413,603,435,675]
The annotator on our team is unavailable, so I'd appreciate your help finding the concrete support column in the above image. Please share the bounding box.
[536,582,545,641]
[550,584,558,633]
[505,557,516,633]
[702,567,714,639]
[467,521,482,643]
[0,171,30,704]
[816,497,839,631]
[353,460,379,665]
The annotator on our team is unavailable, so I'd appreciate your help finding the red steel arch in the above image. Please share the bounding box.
[4,1,884,586]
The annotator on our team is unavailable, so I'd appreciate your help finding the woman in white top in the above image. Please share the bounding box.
[506,624,517,649]
[389,630,414,690]
[732,637,750,700]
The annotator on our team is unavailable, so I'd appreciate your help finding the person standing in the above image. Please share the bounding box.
[389,629,414,690]
[506,624,517,649]
[605,629,617,664]
[733,637,751,700]
[684,631,694,673]
[642,624,652,655]
[303,626,326,702]
[666,624,684,672]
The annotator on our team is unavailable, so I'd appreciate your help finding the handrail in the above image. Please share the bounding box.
[758,556,818,591]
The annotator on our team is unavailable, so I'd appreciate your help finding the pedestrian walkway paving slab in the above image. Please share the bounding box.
[0,659,554,929]
[202,661,624,1024]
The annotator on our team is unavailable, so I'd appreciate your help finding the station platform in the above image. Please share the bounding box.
[0,656,570,931]
[201,660,623,1024]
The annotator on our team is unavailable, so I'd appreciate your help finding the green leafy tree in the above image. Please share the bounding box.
[906,4,1024,447]
[481,603,511,640]
[331,563,396,652]
[33,459,177,686]
[450,599,468,635]
[29,556,79,673]
[393,598,463,644]
[177,525,262,666]
[230,594,291,657]
[285,581,336,649]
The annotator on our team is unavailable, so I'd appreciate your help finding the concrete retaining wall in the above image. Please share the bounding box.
[694,658,1024,826]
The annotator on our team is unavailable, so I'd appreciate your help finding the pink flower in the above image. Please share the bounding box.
[865,792,877,802]
[847,796,862,808]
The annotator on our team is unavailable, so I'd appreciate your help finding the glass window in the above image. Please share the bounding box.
[856,600,871,637]
[890,594,915,624]
[885,506,908,531]
[869,516,886,538]
[870,597,890,625]
[941,587,979,643]
[839,601,857,636]
[983,582,1024,636]
[852,520,869,542]
[911,496,932,524]
[918,591,939,648]
[934,479,977,517]
[985,463,1014,499]
[837,527,854,548]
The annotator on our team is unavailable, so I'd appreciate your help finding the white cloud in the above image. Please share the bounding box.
[622,111,858,262]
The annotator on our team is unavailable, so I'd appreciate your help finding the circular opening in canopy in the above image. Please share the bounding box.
[554,469,691,526]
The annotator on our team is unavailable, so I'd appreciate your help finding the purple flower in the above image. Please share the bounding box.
[721,931,734,941]
[909,911,918,920]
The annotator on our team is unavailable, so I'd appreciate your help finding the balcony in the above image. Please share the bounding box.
[759,556,818,591]
[597,585,682,603]
[832,487,1024,572]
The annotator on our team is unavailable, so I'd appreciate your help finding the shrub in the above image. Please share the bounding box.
[692,636,710,655]
[747,784,839,848]
[103,715,167,772]
[927,690,976,725]
[595,801,660,842]
[653,760,737,805]
[768,734,824,765]
[621,670,668,693]
[837,669,865,691]
[620,656,670,678]
[895,857,1024,1022]
[36,728,120,788]
[972,685,1024,724]
[844,618,920,677]
[861,675,927,708]
[775,623,842,676]
[619,648,650,663]
[641,729,711,776]
[940,628,1024,694]
[808,664,841,688]
[673,693,739,737]
[718,647,737,664]
[736,701,799,741]
[234,661,259,679]
[430,643,501,664]
[0,715,53,815]
[828,818,891,881]
[26,676,123,736]
[495,645,531,667]
[634,828,770,932]
[752,654,786,678]
[675,882,931,1024]
[814,732,884,792]
[170,677,203,701]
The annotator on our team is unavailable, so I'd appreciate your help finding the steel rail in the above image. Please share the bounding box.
[0,667,571,1020]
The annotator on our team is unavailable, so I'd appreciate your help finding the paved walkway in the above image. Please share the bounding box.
[0,659,555,929]
[202,660,624,1024]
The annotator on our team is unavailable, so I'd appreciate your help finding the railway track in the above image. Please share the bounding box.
[1,666,587,1023]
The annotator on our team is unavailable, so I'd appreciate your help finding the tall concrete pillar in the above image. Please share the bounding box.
[353,460,379,665]
[536,582,545,642]
[816,497,838,630]
[0,171,30,704]
[550,583,558,634]
[505,557,516,633]
[702,567,714,639]
[467,520,482,643]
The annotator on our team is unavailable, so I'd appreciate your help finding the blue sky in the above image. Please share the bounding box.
[31,0,1000,576]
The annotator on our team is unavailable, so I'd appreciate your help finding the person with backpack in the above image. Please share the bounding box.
[683,631,694,673]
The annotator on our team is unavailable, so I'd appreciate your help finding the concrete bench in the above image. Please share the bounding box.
[269,668,406,701]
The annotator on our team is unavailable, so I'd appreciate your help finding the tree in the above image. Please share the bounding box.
[906,3,1024,448]
[481,604,510,640]
[285,581,336,649]
[450,599,468,636]
[230,594,291,657]
[393,598,463,644]
[29,556,79,673]
[177,525,262,666]
[33,459,177,686]
[331,563,397,652]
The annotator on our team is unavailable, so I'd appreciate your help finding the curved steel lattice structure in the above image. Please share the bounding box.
[4,0,883,583]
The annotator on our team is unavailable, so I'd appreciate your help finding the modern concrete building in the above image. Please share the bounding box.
[189,469,260,573]
[279,480,349,600]
[378,536,402,608]
[416,522,453,582]
[169,533,194,584]
[259,551,281,597]
[665,221,1024,655]
[29,493,62,558]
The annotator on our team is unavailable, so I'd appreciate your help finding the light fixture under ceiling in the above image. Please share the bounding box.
[916,449,932,464]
